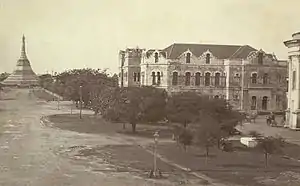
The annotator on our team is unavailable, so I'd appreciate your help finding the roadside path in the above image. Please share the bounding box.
[1,89,197,186]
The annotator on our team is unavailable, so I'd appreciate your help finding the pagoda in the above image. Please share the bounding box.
[2,35,39,87]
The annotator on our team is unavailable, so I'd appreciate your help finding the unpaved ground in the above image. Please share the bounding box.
[0,88,208,186]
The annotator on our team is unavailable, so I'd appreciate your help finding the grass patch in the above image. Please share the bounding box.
[47,114,173,138]
[152,141,300,186]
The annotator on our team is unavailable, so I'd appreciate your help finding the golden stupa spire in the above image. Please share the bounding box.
[20,34,27,60]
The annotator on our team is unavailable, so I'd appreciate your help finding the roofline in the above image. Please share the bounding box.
[284,39,300,47]
[168,44,175,58]
[169,42,244,47]
[229,45,244,59]
[292,32,300,37]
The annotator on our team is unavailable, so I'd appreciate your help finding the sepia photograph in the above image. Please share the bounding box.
[0,0,300,185]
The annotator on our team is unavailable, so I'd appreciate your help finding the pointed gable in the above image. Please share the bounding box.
[163,43,257,60]
[145,49,167,58]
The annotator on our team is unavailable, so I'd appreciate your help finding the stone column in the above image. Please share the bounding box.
[284,32,300,129]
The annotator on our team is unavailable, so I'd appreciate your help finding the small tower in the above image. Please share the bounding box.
[284,32,300,129]
[119,47,143,87]
[2,35,39,87]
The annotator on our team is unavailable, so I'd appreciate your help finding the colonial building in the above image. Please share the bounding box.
[119,43,287,112]
[284,32,300,129]
[2,35,39,87]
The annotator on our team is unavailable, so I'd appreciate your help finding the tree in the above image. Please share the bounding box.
[38,74,53,89]
[178,128,193,151]
[48,68,118,108]
[167,93,243,150]
[201,98,244,148]
[103,86,167,133]
[166,92,203,128]
[195,114,220,163]
[90,86,116,115]
[256,136,285,167]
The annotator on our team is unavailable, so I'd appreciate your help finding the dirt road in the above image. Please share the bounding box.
[0,88,191,186]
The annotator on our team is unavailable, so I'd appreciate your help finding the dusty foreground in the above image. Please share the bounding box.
[0,89,206,186]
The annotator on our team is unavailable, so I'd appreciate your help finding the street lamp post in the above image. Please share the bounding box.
[153,131,159,176]
[71,101,73,114]
[148,131,162,178]
[57,97,60,110]
[79,85,83,119]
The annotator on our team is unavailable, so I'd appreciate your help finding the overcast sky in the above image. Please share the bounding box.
[0,0,300,74]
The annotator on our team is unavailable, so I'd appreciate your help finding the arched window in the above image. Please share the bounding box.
[251,73,257,84]
[152,72,156,85]
[154,52,159,63]
[276,95,281,109]
[172,72,178,86]
[195,72,201,86]
[215,72,220,86]
[206,53,211,64]
[137,72,140,82]
[133,72,137,82]
[205,72,211,86]
[157,72,161,85]
[263,73,268,84]
[186,53,191,63]
[262,96,268,110]
[251,96,257,110]
[185,72,191,86]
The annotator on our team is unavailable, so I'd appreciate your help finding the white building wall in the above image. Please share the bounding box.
[284,32,300,129]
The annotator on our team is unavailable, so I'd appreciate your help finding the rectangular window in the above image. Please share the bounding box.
[206,54,210,64]
[276,95,281,109]
[137,72,140,82]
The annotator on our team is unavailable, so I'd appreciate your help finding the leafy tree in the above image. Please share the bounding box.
[200,98,243,147]
[167,93,243,149]
[195,114,220,163]
[178,128,193,151]
[38,74,53,88]
[48,68,118,108]
[257,136,285,167]
[103,86,167,133]
[166,92,203,128]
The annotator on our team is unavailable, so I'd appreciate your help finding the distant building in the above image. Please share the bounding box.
[284,32,300,129]
[2,35,39,87]
[119,43,287,112]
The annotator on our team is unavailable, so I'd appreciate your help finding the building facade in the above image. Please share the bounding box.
[284,32,300,129]
[119,43,287,112]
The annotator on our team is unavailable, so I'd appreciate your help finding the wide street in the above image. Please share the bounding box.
[237,117,300,145]
[0,88,196,186]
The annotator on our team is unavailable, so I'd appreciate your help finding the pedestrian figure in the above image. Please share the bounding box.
[269,112,276,126]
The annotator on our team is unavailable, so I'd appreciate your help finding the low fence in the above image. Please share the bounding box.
[32,87,63,101]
